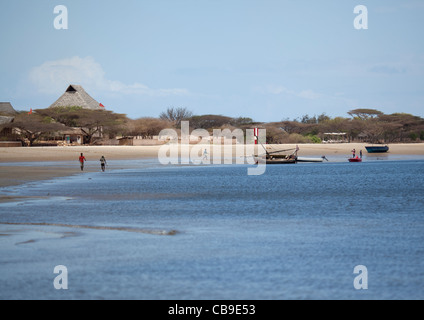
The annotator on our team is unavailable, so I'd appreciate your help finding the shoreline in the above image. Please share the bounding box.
[0,143,423,163]
[0,143,423,190]
[0,165,95,189]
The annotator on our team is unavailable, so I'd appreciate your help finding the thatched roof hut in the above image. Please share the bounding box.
[0,102,17,126]
[0,116,14,126]
[0,102,18,116]
[59,127,86,145]
[49,85,103,110]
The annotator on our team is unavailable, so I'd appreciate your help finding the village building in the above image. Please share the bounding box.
[0,102,21,147]
[58,128,85,146]
[49,85,105,145]
[1,86,117,147]
[0,102,17,124]
[49,85,104,110]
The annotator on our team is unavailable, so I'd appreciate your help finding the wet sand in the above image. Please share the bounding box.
[0,165,93,188]
[0,146,160,189]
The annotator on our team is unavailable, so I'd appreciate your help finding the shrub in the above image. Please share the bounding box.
[307,134,322,144]
[409,132,418,141]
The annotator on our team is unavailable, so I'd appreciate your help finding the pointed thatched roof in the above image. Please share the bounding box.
[0,102,18,116]
[49,85,103,110]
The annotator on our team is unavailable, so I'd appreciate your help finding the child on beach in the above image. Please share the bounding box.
[79,153,86,171]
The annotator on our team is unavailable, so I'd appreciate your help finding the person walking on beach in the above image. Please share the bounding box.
[360,150,363,159]
[100,156,107,172]
[79,153,87,171]
[203,149,208,161]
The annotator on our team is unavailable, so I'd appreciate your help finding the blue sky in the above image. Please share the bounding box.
[1,0,424,122]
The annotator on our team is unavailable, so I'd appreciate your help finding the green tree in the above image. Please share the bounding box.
[188,115,234,129]
[127,118,172,137]
[36,107,128,144]
[348,109,383,120]
[409,132,418,141]
[2,112,69,146]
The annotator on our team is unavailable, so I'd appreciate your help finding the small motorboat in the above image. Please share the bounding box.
[348,157,362,163]
[365,145,389,153]
[297,156,328,163]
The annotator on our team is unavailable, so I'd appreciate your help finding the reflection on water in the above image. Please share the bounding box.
[0,222,178,236]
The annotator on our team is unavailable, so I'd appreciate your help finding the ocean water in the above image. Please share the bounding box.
[0,158,424,300]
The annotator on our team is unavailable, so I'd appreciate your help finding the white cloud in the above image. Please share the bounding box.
[298,90,323,100]
[254,84,357,110]
[254,85,322,100]
[264,85,293,95]
[28,56,189,96]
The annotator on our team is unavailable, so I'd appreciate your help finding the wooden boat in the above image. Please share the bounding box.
[255,155,297,165]
[348,157,362,162]
[254,145,299,165]
[265,158,297,165]
[365,146,389,153]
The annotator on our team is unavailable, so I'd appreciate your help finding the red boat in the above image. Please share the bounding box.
[348,157,362,163]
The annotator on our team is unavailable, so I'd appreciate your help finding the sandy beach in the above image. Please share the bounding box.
[0,146,161,163]
[1,143,423,162]
[0,143,423,189]
[0,146,158,189]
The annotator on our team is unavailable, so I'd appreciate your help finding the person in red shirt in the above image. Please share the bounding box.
[79,153,87,171]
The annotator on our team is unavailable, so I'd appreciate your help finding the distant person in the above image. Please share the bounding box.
[100,156,107,172]
[351,149,356,158]
[79,153,87,171]
[360,150,363,159]
[203,149,208,161]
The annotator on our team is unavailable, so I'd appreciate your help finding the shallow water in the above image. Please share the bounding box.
[0,159,423,300]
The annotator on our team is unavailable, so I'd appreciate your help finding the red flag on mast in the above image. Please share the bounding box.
[99,103,105,108]
[28,108,33,115]
[254,128,259,145]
